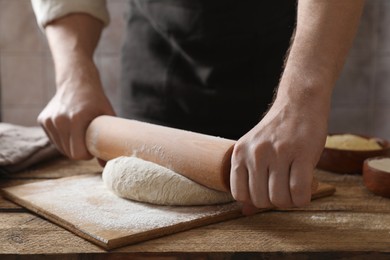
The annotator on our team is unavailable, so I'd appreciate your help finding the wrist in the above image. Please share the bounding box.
[272,73,333,119]
[54,55,101,91]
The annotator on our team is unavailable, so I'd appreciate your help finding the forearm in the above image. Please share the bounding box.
[277,0,365,106]
[45,13,103,87]
[231,0,365,211]
[38,14,115,160]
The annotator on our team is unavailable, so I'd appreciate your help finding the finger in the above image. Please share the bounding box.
[268,158,293,208]
[40,118,66,156]
[289,160,313,207]
[69,119,93,160]
[52,117,71,158]
[241,202,261,216]
[230,162,251,203]
[248,158,271,209]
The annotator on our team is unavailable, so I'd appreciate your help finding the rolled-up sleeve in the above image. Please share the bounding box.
[31,0,109,29]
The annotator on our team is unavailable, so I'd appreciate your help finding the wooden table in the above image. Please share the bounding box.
[0,157,389,259]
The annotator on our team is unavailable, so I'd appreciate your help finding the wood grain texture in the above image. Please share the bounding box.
[0,159,389,258]
[118,211,390,253]
[0,213,102,254]
[1,157,102,179]
[0,211,389,257]
[2,174,332,250]
[1,174,243,250]
[1,160,333,250]
[0,179,40,212]
[0,199,21,212]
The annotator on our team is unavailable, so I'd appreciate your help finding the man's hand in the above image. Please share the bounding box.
[230,96,328,214]
[230,0,365,213]
[38,14,115,160]
[38,60,115,160]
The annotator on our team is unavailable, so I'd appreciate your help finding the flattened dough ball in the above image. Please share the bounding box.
[102,156,234,206]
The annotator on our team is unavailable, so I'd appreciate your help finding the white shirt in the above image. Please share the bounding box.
[31,0,109,29]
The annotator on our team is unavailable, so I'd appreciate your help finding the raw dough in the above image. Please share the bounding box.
[102,156,234,206]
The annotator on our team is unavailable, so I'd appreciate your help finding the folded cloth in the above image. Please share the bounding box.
[0,123,60,173]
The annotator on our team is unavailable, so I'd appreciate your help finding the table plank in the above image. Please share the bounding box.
[0,211,389,257]
[118,211,390,253]
[1,157,102,179]
[0,180,42,212]
[0,213,103,254]
[0,159,389,258]
[312,170,390,213]
[0,200,22,212]
[284,183,390,213]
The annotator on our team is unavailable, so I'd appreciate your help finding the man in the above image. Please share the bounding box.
[31,0,365,214]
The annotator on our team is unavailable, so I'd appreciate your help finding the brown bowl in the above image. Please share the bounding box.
[363,157,390,198]
[316,134,390,174]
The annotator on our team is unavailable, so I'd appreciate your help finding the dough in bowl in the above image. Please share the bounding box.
[102,156,234,206]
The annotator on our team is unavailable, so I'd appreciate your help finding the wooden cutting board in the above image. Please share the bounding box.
[1,173,335,250]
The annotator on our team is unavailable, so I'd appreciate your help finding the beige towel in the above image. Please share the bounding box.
[0,123,60,173]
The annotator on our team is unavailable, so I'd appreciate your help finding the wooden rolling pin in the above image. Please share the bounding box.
[86,115,235,192]
[86,116,318,193]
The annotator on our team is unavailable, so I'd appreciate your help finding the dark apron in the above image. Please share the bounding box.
[120,0,296,139]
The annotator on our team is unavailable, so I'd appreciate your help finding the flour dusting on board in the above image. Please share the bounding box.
[23,174,240,232]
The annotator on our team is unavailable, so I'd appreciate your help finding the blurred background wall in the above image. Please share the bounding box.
[0,0,389,140]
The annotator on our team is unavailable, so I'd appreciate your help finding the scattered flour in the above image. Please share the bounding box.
[25,175,239,232]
